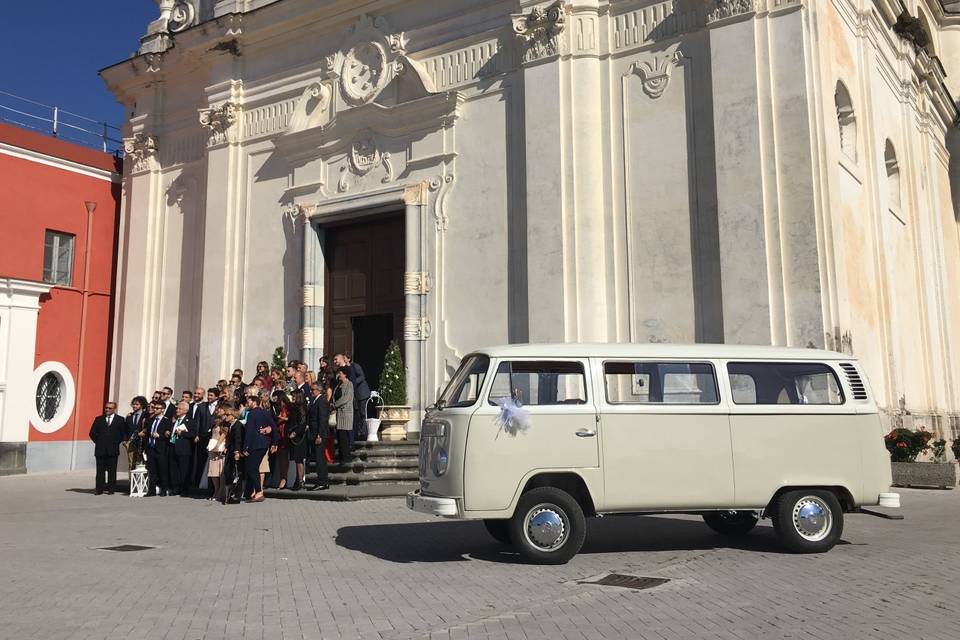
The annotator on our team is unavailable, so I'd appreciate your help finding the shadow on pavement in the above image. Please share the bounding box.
[336,515,793,563]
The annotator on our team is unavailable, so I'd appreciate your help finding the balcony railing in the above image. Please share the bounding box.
[0,90,123,155]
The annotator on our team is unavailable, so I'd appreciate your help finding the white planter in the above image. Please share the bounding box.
[378,405,411,441]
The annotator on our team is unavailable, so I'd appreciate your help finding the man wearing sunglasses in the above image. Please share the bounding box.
[89,402,126,495]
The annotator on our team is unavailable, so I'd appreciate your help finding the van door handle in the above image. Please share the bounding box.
[575,429,596,438]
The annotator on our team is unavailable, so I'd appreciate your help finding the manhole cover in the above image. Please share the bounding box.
[97,544,156,552]
[579,574,670,591]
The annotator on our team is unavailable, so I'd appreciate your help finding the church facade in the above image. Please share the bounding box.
[103,0,960,439]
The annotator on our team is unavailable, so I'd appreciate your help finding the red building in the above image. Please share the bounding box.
[0,122,121,475]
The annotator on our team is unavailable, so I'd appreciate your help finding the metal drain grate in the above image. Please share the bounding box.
[579,574,670,591]
[97,544,156,552]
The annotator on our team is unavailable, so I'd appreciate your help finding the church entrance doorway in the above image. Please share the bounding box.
[323,213,405,393]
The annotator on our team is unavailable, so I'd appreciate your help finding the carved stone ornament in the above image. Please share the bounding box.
[707,0,755,23]
[428,174,455,231]
[403,317,432,341]
[403,272,432,295]
[199,102,239,144]
[199,102,238,133]
[628,50,683,99]
[325,14,410,107]
[281,203,305,225]
[123,134,158,172]
[512,1,567,63]
[338,132,395,192]
[144,52,163,73]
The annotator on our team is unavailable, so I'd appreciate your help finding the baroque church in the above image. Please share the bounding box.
[103,0,960,438]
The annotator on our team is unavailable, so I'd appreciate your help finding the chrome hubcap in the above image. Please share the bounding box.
[524,504,567,551]
[792,496,832,542]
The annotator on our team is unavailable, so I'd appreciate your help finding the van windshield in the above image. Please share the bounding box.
[438,354,490,408]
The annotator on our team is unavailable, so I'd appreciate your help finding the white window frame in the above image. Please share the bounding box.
[43,230,75,286]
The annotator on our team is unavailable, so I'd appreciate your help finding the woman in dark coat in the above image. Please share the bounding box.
[287,389,309,491]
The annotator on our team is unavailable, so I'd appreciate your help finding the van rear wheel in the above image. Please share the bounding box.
[509,487,585,565]
[702,511,758,536]
[483,519,511,545]
[773,490,843,553]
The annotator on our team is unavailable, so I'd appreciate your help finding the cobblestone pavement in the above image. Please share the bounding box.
[0,471,955,640]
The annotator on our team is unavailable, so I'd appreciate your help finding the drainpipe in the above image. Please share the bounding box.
[70,201,96,469]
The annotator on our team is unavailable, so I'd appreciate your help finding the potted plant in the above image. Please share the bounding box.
[886,427,957,489]
[377,340,410,441]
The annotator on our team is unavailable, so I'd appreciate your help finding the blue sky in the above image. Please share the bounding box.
[0,1,157,130]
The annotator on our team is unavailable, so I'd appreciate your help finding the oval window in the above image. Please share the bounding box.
[36,372,63,422]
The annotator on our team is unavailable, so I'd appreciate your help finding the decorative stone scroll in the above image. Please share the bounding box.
[167,1,197,33]
[707,0,755,24]
[428,174,455,231]
[512,1,567,63]
[123,134,158,173]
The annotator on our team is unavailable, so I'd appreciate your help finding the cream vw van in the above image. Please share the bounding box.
[407,344,900,564]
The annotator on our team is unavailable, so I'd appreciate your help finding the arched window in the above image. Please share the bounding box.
[885,140,901,211]
[919,13,937,58]
[835,81,857,162]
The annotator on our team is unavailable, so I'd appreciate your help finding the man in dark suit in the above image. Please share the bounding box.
[168,401,197,496]
[124,396,147,467]
[335,353,370,442]
[161,386,176,419]
[189,386,213,489]
[89,402,126,495]
[306,382,330,491]
[242,393,277,502]
[144,400,173,496]
[292,370,310,398]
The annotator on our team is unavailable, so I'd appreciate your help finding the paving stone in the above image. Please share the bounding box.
[0,472,956,639]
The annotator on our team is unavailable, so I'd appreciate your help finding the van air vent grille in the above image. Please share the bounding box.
[839,363,867,400]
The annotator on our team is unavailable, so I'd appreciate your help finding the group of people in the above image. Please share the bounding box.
[88,354,373,502]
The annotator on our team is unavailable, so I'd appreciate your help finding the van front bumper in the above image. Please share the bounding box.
[878,492,901,508]
[407,490,459,517]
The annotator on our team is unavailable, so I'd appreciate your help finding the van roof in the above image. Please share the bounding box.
[472,343,852,361]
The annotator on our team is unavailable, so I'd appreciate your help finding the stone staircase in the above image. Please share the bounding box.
[326,441,419,486]
[266,440,420,501]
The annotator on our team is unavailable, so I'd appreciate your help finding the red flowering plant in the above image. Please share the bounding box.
[884,427,933,462]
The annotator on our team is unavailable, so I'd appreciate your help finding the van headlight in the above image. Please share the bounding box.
[432,446,448,476]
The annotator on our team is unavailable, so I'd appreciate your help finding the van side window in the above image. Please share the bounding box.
[604,362,719,404]
[726,362,844,405]
[488,361,587,406]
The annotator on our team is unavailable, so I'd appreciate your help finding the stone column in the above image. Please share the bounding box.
[403,185,428,438]
[300,214,324,369]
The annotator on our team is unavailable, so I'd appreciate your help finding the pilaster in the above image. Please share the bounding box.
[708,10,773,344]
[514,0,569,342]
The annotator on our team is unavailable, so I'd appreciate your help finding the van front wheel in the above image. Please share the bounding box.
[509,487,586,565]
[773,490,844,553]
[702,511,758,536]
